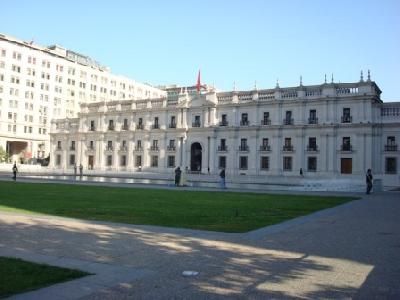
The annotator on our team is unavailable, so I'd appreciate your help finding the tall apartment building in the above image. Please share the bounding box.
[0,33,165,162]
[50,76,400,186]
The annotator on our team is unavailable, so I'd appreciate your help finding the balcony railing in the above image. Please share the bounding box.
[106,146,113,151]
[341,116,353,123]
[88,146,95,151]
[169,123,176,128]
[341,145,352,151]
[89,127,96,131]
[108,125,115,131]
[119,146,128,151]
[136,124,144,130]
[308,118,318,125]
[56,146,62,150]
[150,146,159,151]
[307,145,318,152]
[260,145,271,151]
[134,146,143,151]
[283,118,294,125]
[69,146,75,151]
[122,125,129,130]
[283,145,294,151]
[218,145,228,151]
[261,119,271,125]
[240,120,249,126]
[167,146,176,151]
[219,121,229,126]
[152,124,160,129]
[239,145,249,151]
[192,122,201,127]
[384,144,398,151]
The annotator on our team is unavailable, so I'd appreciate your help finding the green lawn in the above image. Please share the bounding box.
[0,257,89,298]
[0,181,356,232]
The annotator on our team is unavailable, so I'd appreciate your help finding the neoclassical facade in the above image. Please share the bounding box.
[50,77,400,186]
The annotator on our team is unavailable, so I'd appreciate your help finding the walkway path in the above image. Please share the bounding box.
[0,184,399,299]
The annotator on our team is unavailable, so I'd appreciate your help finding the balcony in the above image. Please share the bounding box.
[87,146,95,151]
[308,118,318,125]
[136,124,144,130]
[167,146,176,151]
[283,118,294,125]
[69,146,76,151]
[119,146,128,152]
[282,145,294,152]
[240,120,249,126]
[341,145,353,152]
[152,124,160,129]
[384,144,398,151]
[261,119,271,125]
[259,145,271,152]
[134,146,143,151]
[169,123,176,128]
[105,146,113,151]
[89,127,96,131]
[341,116,353,123]
[56,146,62,151]
[218,145,228,151]
[239,145,249,152]
[219,121,229,126]
[307,145,318,152]
[108,125,115,131]
[122,125,129,131]
[149,146,159,151]
[192,122,201,128]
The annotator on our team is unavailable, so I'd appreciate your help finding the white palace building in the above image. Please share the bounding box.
[50,74,400,187]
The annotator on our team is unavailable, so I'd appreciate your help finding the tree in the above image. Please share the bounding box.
[0,146,9,163]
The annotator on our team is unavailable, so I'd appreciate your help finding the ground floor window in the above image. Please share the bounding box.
[239,156,248,170]
[151,155,158,167]
[56,154,61,166]
[135,155,142,167]
[219,156,226,169]
[69,154,75,166]
[385,157,397,174]
[341,158,352,174]
[167,155,175,168]
[260,156,269,170]
[308,157,317,172]
[120,155,126,167]
[107,155,113,166]
[283,156,292,171]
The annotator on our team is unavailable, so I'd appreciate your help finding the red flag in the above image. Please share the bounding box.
[196,70,201,92]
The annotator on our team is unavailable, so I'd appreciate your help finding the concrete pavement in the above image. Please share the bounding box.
[0,186,399,299]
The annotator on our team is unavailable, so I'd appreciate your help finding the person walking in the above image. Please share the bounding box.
[219,168,226,189]
[175,167,181,187]
[73,164,77,176]
[366,169,373,194]
[300,168,304,177]
[12,162,18,181]
[79,164,83,177]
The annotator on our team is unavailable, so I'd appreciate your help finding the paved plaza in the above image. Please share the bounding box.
[0,179,399,299]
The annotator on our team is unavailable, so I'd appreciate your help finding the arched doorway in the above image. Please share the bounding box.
[190,142,202,172]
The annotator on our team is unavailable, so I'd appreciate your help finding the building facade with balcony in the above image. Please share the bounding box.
[50,77,400,186]
[0,33,165,163]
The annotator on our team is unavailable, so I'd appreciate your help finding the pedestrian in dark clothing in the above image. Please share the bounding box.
[366,169,373,194]
[79,164,83,177]
[12,163,18,181]
[300,168,304,177]
[219,168,226,189]
[175,167,181,186]
[73,164,77,176]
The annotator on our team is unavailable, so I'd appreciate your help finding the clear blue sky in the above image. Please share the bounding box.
[1,0,399,101]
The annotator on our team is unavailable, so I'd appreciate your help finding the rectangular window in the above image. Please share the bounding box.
[69,154,75,166]
[56,154,61,166]
[57,141,62,150]
[283,156,292,171]
[219,156,226,169]
[135,155,142,167]
[341,158,352,174]
[89,140,94,150]
[120,155,127,166]
[342,137,351,151]
[151,155,158,167]
[260,156,269,170]
[107,155,113,166]
[308,137,317,151]
[385,157,397,174]
[170,116,176,128]
[308,157,317,172]
[167,156,175,168]
[239,156,248,170]
[123,118,128,130]
[342,108,352,123]
[70,141,75,150]
[90,120,95,131]
[107,141,113,150]
[309,109,317,124]
[241,113,249,125]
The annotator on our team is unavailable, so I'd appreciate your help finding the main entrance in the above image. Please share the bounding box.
[190,142,202,172]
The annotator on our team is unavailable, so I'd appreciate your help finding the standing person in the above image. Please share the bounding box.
[300,168,304,177]
[179,168,186,186]
[79,164,83,177]
[366,169,373,194]
[175,167,181,186]
[12,162,18,181]
[219,168,226,189]
[73,164,77,176]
